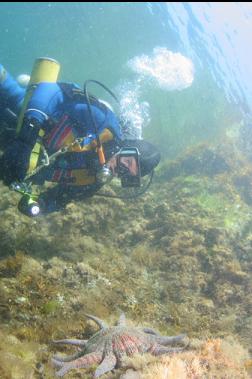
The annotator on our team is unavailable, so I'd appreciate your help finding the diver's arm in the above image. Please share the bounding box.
[72,104,121,152]
[1,83,63,184]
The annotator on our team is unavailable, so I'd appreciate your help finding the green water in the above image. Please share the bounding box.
[0,2,240,158]
[0,2,169,84]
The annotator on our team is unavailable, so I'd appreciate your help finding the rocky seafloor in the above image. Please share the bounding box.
[0,134,252,378]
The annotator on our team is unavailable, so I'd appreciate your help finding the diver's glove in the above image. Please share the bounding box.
[1,116,42,186]
[1,139,32,185]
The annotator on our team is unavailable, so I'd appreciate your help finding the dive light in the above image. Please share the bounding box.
[11,182,41,217]
[18,195,41,217]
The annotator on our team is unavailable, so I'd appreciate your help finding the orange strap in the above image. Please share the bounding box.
[71,128,114,153]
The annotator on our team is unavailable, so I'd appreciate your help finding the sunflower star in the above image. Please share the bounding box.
[52,313,186,378]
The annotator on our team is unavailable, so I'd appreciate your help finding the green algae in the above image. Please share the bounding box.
[0,141,252,377]
[41,299,62,315]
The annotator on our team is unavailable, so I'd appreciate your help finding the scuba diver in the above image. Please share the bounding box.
[0,58,161,217]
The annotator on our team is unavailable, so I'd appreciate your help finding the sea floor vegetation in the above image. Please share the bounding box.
[0,134,252,378]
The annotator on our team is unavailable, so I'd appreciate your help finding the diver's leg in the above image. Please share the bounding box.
[38,185,66,214]
[38,184,100,214]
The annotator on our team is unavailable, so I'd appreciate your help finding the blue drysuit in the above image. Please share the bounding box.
[0,66,122,211]
[0,64,25,124]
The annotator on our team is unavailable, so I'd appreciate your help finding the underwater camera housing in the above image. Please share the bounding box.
[117,147,141,188]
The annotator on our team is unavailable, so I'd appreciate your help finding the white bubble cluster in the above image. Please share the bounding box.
[117,81,150,140]
[117,47,194,139]
[128,47,194,91]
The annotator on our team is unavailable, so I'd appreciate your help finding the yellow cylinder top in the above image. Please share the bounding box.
[29,57,60,85]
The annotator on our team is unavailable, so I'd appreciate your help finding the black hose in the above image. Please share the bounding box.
[83,79,119,149]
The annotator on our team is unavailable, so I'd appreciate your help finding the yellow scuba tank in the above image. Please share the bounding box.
[16,57,60,133]
[13,58,61,217]
[17,57,60,173]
